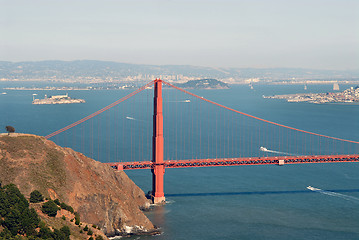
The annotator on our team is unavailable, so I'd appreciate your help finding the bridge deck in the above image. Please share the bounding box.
[105,154,359,170]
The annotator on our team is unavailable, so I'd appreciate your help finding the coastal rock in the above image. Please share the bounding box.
[0,133,156,237]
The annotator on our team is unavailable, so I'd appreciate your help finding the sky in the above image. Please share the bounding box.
[1,0,358,70]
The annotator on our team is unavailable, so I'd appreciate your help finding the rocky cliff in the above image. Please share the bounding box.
[0,133,157,237]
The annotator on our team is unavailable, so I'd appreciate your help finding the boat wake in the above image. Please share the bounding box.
[168,100,191,103]
[259,146,296,156]
[307,186,359,203]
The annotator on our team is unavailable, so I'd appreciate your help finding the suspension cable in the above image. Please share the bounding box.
[162,80,359,145]
[44,81,155,139]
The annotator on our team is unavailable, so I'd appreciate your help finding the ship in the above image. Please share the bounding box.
[32,93,85,105]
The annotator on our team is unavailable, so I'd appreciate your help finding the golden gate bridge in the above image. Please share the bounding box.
[44,79,359,204]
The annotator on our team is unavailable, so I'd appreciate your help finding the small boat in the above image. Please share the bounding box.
[184,100,191,103]
[307,186,321,191]
[259,146,268,152]
[1,92,7,95]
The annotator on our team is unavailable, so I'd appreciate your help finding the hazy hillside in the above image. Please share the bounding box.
[1,60,358,83]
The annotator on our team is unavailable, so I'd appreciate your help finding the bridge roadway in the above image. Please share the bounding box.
[106,154,359,170]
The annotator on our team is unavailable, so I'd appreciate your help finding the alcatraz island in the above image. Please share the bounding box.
[32,93,85,104]
[264,86,359,104]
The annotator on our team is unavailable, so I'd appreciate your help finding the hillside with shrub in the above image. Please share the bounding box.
[0,183,106,239]
[0,134,158,238]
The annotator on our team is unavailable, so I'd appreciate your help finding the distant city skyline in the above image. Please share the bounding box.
[1,0,358,70]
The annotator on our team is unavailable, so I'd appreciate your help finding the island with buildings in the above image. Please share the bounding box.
[32,93,85,104]
[264,86,359,104]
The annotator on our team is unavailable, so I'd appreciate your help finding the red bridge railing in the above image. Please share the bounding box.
[106,154,359,170]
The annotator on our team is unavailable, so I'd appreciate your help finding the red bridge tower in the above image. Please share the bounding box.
[152,79,166,204]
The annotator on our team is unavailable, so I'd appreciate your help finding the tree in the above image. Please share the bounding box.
[38,226,53,239]
[41,200,58,217]
[0,184,40,237]
[19,207,40,236]
[74,212,81,225]
[3,209,21,236]
[60,202,74,213]
[60,225,71,239]
[29,190,44,203]
[5,126,15,135]
[53,228,69,240]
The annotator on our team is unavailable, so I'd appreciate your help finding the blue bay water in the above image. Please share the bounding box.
[1,83,359,239]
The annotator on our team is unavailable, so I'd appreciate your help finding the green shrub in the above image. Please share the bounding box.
[60,202,74,213]
[39,221,46,228]
[54,199,61,205]
[53,228,69,240]
[62,215,66,220]
[83,225,89,231]
[87,229,93,236]
[96,236,104,240]
[29,190,44,203]
[41,200,58,217]
[38,226,53,239]
[0,228,13,239]
[0,184,40,236]
[74,212,80,225]
[60,225,71,238]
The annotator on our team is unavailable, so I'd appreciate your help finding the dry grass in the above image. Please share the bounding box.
[0,134,66,198]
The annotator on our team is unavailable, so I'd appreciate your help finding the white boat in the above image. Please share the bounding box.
[259,146,268,152]
[1,92,7,95]
[307,186,321,191]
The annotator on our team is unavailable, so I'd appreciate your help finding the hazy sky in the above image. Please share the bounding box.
[1,0,358,70]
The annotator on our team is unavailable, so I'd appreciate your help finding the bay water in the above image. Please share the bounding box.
[1,83,359,239]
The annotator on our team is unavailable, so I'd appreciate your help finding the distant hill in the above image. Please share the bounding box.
[1,60,358,83]
[175,79,229,89]
[0,60,238,81]
[0,133,158,237]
